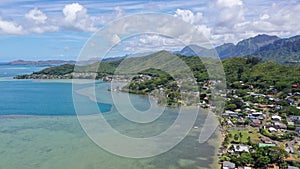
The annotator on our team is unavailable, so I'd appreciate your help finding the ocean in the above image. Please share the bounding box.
[0,65,220,169]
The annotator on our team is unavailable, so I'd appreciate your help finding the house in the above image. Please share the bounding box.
[273,122,287,129]
[289,116,300,123]
[271,115,282,121]
[295,127,300,134]
[233,144,249,152]
[262,138,273,144]
[223,161,235,169]
[288,121,295,126]
[223,110,238,117]
[287,99,295,105]
[259,104,269,108]
[268,127,277,132]
[251,119,261,127]
[294,92,300,96]
[252,112,263,117]
[292,84,299,88]
[275,105,282,110]
[227,120,234,126]
[266,164,279,169]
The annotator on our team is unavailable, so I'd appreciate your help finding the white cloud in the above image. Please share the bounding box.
[0,17,24,34]
[62,3,98,32]
[173,9,211,39]
[195,25,211,38]
[24,8,59,34]
[30,25,59,34]
[112,34,184,54]
[216,0,243,8]
[215,0,245,27]
[25,8,47,24]
[229,2,300,38]
[174,9,203,24]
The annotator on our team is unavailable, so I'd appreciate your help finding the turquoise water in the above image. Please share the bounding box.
[0,64,48,78]
[0,80,111,116]
[0,65,220,169]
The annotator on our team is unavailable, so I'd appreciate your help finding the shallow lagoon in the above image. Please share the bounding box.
[0,77,220,169]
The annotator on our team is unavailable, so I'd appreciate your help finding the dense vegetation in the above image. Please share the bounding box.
[15,51,300,105]
[34,64,75,75]
[20,52,300,91]
[225,146,289,168]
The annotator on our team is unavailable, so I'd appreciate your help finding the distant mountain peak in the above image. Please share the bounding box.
[176,34,300,64]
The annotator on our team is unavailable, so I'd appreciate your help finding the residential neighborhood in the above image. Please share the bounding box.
[212,80,300,169]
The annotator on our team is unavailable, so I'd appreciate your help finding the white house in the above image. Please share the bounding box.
[272,115,282,121]
[233,144,249,152]
[268,127,277,132]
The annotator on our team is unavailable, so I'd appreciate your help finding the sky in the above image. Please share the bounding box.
[0,0,300,61]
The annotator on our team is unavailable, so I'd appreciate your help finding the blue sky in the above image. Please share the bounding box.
[0,0,300,61]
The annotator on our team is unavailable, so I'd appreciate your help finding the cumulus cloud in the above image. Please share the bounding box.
[206,0,300,44]
[0,17,24,34]
[25,8,47,24]
[174,9,203,24]
[62,3,98,32]
[112,34,184,54]
[222,2,300,40]
[214,0,245,28]
[24,8,59,34]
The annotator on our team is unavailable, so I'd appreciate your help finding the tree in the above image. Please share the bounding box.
[240,152,254,165]
[256,156,270,168]
[234,134,239,141]
[247,136,252,145]
[239,132,243,143]
[220,155,231,162]
[226,104,237,111]
[267,147,288,164]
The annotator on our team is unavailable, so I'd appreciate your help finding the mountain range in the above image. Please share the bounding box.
[5,34,300,66]
[177,34,300,65]
[5,60,76,66]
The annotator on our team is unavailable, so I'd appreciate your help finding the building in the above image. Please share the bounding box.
[233,144,249,152]
[223,161,235,169]
[288,166,299,169]
[271,115,282,121]
[268,127,277,132]
[252,112,263,117]
[238,167,252,169]
[273,122,287,129]
[266,164,279,169]
[295,127,300,134]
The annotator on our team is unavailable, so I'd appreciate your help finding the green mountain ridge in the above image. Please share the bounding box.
[15,50,300,93]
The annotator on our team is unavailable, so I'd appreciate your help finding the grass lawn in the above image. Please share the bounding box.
[228,128,261,143]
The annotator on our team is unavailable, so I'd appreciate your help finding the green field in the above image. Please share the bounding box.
[228,128,261,143]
